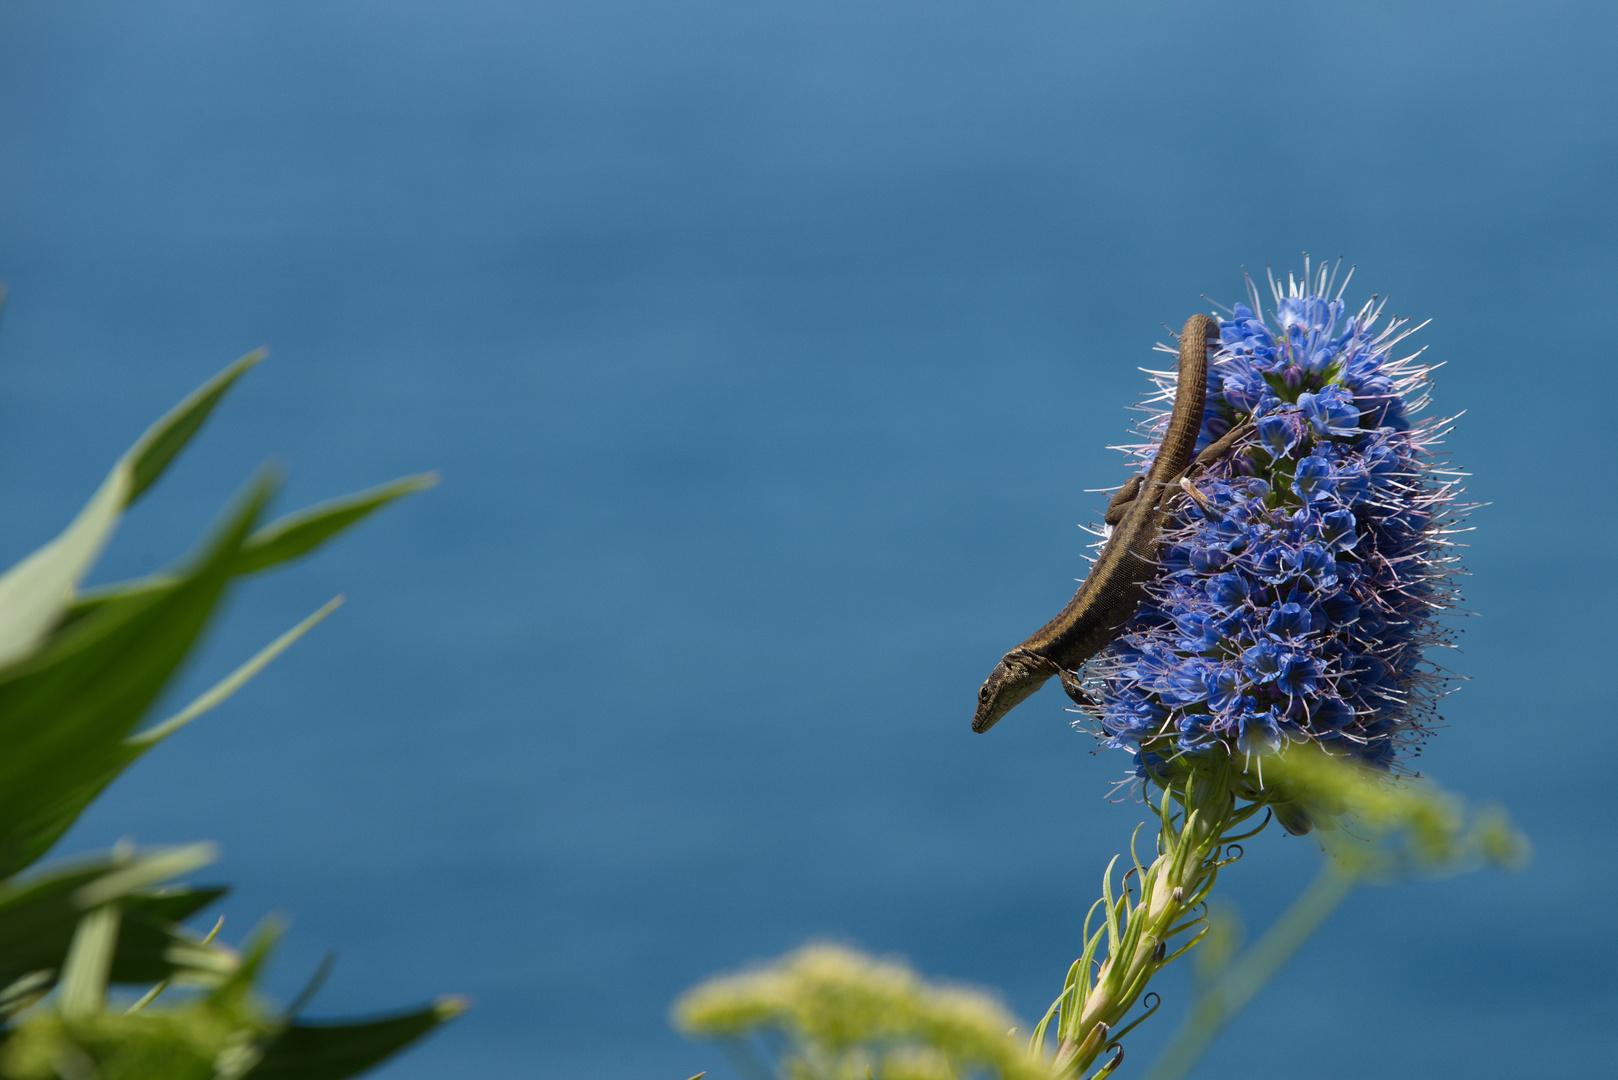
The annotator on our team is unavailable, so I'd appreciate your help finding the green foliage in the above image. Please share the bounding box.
[1234,742,1530,877]
[0,355,455,1078]
[675,944,1059,1080]
[0,846,232,1006]
[1027,758,1258,1080]
[1136,747,1527,1080]
[245,997,469,1080]
[675,749,1527,1080]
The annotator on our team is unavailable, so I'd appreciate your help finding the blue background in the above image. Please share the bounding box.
[1,2,1614,1077]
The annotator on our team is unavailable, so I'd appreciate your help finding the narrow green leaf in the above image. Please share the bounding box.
[211,918,282,1008]
[0,352,260,675]
[0,969,53,1019]
[72,844,216,910]
[0,593,336,874]
[124,978,168,1014]
[282,952,337,1019]
[237,473,437,575]
[109,916,236,988]
[1101,854,1121,956]
[127,350,264,502]
[68,472,431,627]
[129,596,344,750]
[58,903,120,1018]
[245,998,466,1080]
[0,462,131,672]
[122,885,229,925]
[157,940,239,982]
[60,576,175,633]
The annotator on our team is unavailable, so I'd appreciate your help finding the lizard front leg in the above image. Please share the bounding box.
[1183,416,1254,478]
[1058,667,1102,715]
[1103,417,1251,526]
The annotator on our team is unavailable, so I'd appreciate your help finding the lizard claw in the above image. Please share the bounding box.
[1058,668,1101,715]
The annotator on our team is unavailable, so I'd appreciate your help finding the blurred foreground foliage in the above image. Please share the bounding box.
[676,944,1057,1080]
[0,348,459,1078]
[676,746,1526,1080]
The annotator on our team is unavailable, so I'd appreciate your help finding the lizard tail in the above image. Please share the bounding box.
[1146,313,1217,486]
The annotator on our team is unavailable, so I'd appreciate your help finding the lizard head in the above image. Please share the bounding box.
[972,649,1060,733]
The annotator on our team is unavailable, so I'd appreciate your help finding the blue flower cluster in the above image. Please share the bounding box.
[1089,265,1466,774]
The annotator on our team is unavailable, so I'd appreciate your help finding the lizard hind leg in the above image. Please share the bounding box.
[1103,474,1145,526]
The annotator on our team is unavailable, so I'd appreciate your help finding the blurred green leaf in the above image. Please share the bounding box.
[66,471,429,627]
[121,887,228,927]
[0,970,53,1020]
[0,356,434,879]
[56,578,174,635]
[126,351,263,504]
[127,596,343,751]
[0,479,428,876]
[58,904,120,1019]
[243,998,466,1080]
[236,473,438,576]
[0,847,234,1001]
[0,505,413,876]
[72,846,219,911]
[0,461,129,672]
[0,474,277,877]
[0,348,451,1078]
[0,350,259,674]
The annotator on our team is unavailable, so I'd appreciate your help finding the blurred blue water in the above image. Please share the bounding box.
[0,1,1614,1076]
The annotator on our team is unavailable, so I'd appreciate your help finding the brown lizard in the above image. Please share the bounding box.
[972,313,1251,732]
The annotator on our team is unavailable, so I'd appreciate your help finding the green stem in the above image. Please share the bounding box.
[1038,760,1251,1078]
[1139,862,1358,1080]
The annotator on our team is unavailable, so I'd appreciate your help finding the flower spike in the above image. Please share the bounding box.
[1082,267,1468,780]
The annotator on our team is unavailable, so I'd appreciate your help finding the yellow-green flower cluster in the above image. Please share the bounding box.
[673,945,1058,1080]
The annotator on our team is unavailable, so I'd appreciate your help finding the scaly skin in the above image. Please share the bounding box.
[972,314,1247,733]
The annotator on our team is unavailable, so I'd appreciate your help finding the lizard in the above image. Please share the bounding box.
[971,312,1253,733]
